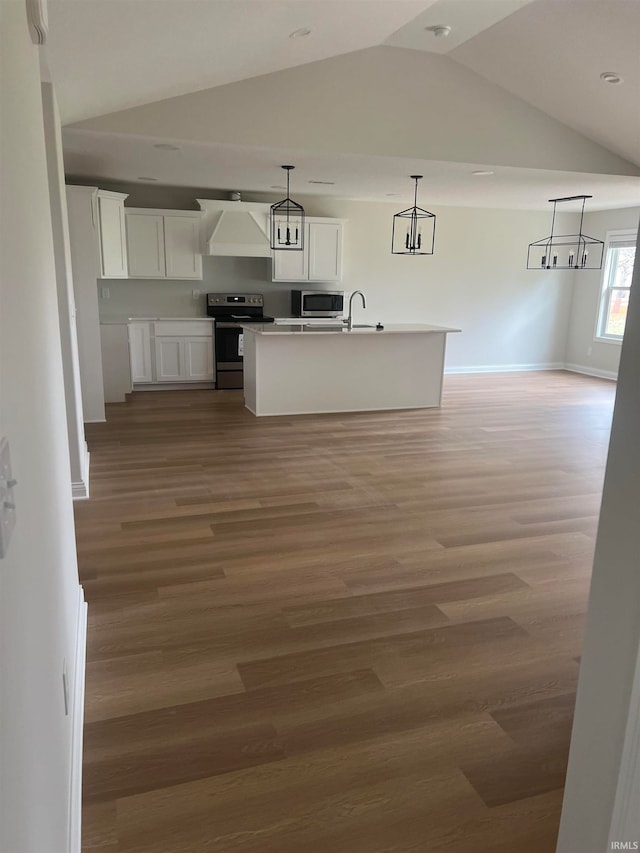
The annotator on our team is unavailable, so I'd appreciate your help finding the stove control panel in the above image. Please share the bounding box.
[207,293,264,307]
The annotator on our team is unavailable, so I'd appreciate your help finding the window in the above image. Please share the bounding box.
[596,230,637,343]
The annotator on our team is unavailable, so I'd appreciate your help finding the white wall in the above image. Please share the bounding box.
[557,226,640,853]
[565,206,640,378]
[311,198,575,371]
[41,81,89,496]
[65,186,106,422]
[94,184,576,372]
[0,4,82,851]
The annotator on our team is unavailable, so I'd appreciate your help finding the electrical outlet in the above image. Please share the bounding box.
[101,286,110,300]
[588,346,593,357]
[192,289,200,301]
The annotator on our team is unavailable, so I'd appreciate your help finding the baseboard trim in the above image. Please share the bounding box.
[132,382,216,392]
[71,444,90,501]
[564,363,618,381]
[68,586,87,853]
[445,362,564,375]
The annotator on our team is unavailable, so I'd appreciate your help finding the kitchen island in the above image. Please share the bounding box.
[242,323,460,416]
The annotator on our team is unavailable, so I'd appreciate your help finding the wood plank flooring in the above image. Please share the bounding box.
[75,371,615,853]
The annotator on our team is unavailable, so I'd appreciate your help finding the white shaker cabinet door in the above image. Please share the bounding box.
[272,237,307,282]
[126,213,166,278]
[184,336,214,380]
[164,215,203,279]
[98,193,128,278]
[128,322,153,383]
[308,221,343,282]
[154,337,184,382]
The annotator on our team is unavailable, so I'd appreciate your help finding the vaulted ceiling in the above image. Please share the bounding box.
[46,0,640,208]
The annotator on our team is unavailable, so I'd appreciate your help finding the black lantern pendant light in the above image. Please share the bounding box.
[270,165,305,251]
[391,175,436,255]
[527,195,604,270]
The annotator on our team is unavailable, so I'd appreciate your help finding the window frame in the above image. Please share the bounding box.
[594,229,638,345]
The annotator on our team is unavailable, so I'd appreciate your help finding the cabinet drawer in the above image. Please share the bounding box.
[154,321,213,337]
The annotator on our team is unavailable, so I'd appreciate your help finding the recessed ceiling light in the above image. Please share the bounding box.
[153,143,180,151]
[472,170,495,176]
[138,176,159,182]
[290,27,311,38]
[308,180,335,185]
[600,71,623,84]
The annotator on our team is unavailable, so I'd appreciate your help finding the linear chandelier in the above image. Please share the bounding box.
[527,195,604,270]
[391,176,436,255]
[270,165,305,251]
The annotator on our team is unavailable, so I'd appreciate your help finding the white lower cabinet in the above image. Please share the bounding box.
[154,336,184,382]
[128,322,153,383]
[128,321,215,386]
[184,337,215,380]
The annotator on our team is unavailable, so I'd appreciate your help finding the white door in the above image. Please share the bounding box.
[184,336,214,380]
[272,224,308,281]
[128,322,152,383]
[308,222,343,282]
[154,337,184,381]
[164,215,203,279]
[126,213,166,278]
[98,195,128,278]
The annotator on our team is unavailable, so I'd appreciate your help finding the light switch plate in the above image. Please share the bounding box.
[0,437,17,558]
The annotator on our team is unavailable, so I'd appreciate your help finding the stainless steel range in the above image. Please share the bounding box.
[206,293,274,389]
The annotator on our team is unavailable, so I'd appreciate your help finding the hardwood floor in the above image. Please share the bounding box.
[75,371,615,853]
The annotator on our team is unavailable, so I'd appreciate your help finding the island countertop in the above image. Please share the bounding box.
[242,322,461,335]
[242,320,460,417]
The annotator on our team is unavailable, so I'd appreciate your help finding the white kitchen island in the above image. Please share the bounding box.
[242,323,460,416]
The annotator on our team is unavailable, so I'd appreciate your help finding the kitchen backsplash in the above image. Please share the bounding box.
[98,255,295,319]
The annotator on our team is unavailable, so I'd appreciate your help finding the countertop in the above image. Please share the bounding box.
[100,317,215,325]
[241,322,461,336]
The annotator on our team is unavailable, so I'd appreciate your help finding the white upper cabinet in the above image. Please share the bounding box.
[96,190,129,279]
[164,215,202,279]
[272,218,344,282]
[272,239,307,282]
[308,221,343,282]
[125,209,203,280]
[126,213,165,278]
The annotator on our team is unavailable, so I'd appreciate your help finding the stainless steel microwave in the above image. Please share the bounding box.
[291,290,344,318]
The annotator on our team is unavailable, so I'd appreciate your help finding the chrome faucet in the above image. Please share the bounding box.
[346,290,366,330]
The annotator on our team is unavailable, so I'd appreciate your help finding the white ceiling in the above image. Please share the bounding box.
[452,0,640,169]
[46,0,432,124]
[45,0,640,207]
[62,129,640,210]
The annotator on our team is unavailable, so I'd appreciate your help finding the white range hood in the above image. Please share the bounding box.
[197,199,272,258]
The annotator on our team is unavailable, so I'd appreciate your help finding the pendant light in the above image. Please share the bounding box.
[527,195,604,270]
[270,165,305,251]
[391,176,436,255]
